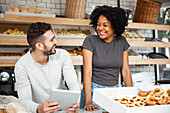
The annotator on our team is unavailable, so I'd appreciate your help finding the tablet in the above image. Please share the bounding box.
[48,89,80,110]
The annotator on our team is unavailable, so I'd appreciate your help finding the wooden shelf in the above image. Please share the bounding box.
[0,58,170,67]
[0,14,170,31]
[129,59,170,65]
[0,58,83,67]
[0,59,18,67]
[0,37,85,46]
[0,37,29,46]
[128,41,170,48]
[1,37,170,47]
[0,14,91,26]
[126,23,170,31]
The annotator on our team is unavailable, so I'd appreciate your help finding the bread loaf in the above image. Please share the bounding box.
[39,10,52,14]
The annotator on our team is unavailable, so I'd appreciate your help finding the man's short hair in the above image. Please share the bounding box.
[27,22,52,50]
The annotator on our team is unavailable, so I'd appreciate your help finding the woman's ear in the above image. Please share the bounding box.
[35,42,44,51]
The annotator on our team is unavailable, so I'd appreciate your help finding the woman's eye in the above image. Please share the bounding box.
[104,25,108,27]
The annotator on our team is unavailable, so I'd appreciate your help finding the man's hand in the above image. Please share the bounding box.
[37,101,61,113]
[66,103,79,113]
[84,103,100,111]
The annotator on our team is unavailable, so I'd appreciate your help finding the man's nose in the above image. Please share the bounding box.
[54,38,58,44]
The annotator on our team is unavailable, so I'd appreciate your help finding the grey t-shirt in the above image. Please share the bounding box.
[82,35,130,86]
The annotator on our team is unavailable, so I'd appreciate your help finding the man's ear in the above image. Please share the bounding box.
[35,42,44,51]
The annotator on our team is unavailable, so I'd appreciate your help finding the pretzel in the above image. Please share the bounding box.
[138,91,147,97]
[155,89,164,97]
[147,90,154,95]
[146,100,156,105]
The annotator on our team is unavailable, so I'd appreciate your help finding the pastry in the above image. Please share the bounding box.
[166,89,170,96]
[154,88,160,92]
[120,99,128,104]
[135,101,145,107]
[146,100,156,105]
[113,97,120,102]
[126,103,135,107]
[147,90,154,95]
[6,8,12,12]
[128,99,135,103]
[39,10,52,14]
[155,89,164,97]
[138,91,147,97]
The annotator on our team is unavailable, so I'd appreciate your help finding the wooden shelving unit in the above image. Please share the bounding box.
[0,14,170,67]
[0,14,91,26]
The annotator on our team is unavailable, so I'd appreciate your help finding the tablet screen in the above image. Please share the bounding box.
[48,89,80,110]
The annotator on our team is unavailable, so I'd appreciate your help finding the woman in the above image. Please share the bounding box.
[80,5,133,111]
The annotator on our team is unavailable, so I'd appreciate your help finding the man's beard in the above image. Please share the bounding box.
[43,44,56,56]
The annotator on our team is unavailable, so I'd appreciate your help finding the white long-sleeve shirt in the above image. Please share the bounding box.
[14,49,80,113]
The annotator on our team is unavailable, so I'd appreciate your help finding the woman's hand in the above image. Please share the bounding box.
[84,103,100,111]
[66,103,79,113]
[37,101,61,113]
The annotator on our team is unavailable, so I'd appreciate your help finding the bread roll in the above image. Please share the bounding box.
[39,10,52,14]
[6,8,12,12]
[20,8,27,13]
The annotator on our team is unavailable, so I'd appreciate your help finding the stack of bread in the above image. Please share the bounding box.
[54,28,87,36]
[113,88,170,107]
[123,30,145,40]
[3,28,26,35]
[67,48,82,56]
[0,49,28,57]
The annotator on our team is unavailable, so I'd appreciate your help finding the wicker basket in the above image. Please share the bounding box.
[133,0,162,24]
[65,0,87,19]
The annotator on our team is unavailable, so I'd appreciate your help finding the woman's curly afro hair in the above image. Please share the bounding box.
[90,5,128,36]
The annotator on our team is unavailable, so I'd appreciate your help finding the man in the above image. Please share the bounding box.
[14,22,80,113]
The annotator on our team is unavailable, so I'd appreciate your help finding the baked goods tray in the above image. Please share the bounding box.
[52,25,96,39]
[93,86,170,113]
[0,34,26,38]
[5,11,55,17]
